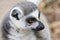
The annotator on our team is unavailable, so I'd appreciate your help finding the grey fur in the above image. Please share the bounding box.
[1,13,11,40]
[11,1,38,15]
[1,1,38,40]
[1,1,50,40]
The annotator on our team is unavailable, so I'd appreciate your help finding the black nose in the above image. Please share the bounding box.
[32,21,45,31]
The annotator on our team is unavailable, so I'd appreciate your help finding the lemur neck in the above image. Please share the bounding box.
[7,27,37,40]
[6,20,37,40]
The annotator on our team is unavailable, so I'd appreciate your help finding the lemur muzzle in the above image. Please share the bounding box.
[32,21,45,31]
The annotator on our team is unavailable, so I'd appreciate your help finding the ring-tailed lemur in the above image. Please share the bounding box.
[1,0,51,40]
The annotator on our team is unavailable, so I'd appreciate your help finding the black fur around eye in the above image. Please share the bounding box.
[26,17,36,24]
[38,11,40,19]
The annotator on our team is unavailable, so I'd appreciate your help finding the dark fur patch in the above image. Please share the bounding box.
[1,13,11,40]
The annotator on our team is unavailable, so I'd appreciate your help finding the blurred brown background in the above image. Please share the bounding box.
[0,0,60,40]
[39,0,60,40]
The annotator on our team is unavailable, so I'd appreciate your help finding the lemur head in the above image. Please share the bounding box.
[9,2,44,31]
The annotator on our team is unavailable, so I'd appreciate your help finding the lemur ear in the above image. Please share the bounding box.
[11,7,24,20]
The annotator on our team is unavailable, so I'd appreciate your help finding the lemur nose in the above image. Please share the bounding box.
[32,21,45,31]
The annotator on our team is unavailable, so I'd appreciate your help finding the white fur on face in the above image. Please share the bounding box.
[25,9,39,29]
[25,9,39,19]
[9,6,39,31]
[28,22,39,29]
[31,9,39,19]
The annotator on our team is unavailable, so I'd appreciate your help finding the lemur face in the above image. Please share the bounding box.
[25,10,44,31]
[10,2,44,31]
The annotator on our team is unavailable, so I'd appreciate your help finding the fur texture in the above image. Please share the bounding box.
[1,1,50,40]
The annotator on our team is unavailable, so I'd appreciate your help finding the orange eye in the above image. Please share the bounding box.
[28,19,33,23]
[26,17,36,24]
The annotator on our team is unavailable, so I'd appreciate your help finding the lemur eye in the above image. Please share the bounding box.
[26,17,36,24]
